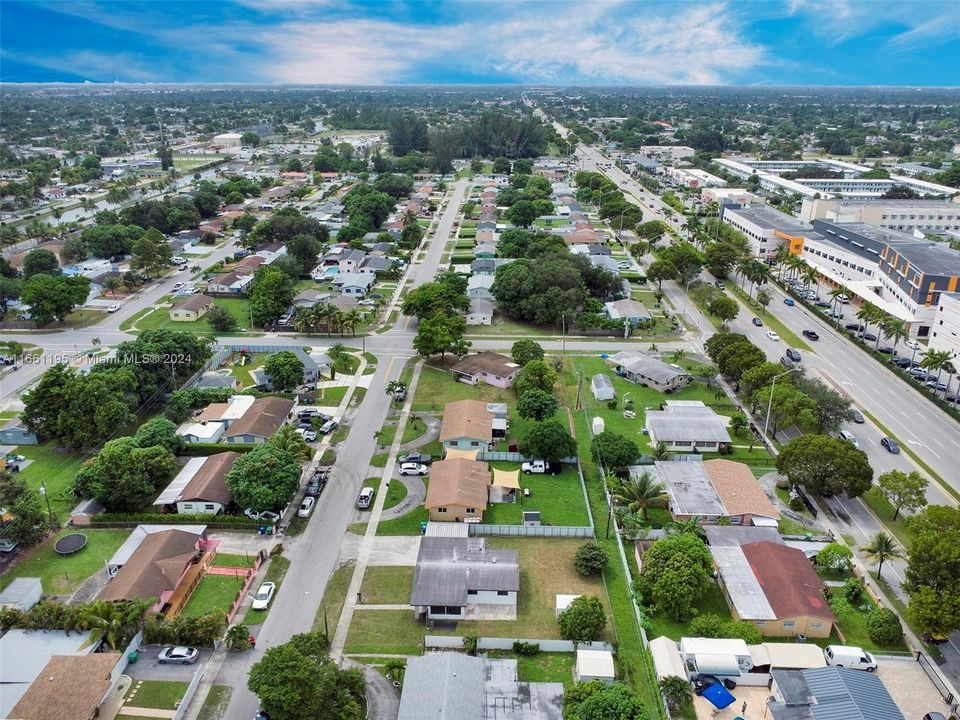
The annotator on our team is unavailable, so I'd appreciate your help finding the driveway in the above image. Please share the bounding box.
[875,655,952,720]
[127,645,210,681]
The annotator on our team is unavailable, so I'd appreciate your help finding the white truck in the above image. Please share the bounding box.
[521,460,557,475]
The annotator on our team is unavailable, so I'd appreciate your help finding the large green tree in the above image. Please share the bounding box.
[516,389,559,421]
[511,339,544,367]
[130,227,173,277]
[590,431,640,472]
[249,266,295,327]
[564,681,647,720]
[412,312,470,359]
[74,437,177,511]
[512,360,557,397]
[877,470,928,521]
[517,420,577,463]
[21,274,90,325]
[558,595,606,642]
[226,444,301,512]
[264,351,305,392]
[22,248,61,279]
[775,435,873,498]
[750,382,816,437]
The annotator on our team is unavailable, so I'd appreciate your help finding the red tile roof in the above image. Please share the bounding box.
[741,541,836,622]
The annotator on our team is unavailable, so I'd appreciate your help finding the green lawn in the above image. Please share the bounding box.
[359,566,415,605]
[649,582,733,641]
[345,609,425,655]
[136,298,252,334]
[411,364,513,412]
[313,561,355,638]
[860,486,912,546]
[124,680,189,711]
[383,480,408,511]
[315,385,348,407]
[465,315,556,337]
[212,553,256,568]
[241,555,290,625]
[0,529,130,595]
[828,592,908,653]
[196,685,231,720]
[229,353,263,389]
[376,481,429,536]
[181,574,245,618]
[16,442,89,522]
[483,463,590,526]
[119,307,151,331]
[486,651,575,683]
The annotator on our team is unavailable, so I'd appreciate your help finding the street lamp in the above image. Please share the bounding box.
[763,368,800,443]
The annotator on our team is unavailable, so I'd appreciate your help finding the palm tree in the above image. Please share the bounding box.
[340,307,363,337]
[802,265,818,295]
[102,275,122,296]
[611,472,667,522]
[671,349,687,364]
[861,532,904,579]
[315,303,339,337]
[882,316,906,360]
[772,245,790,281]
[81,599,149,650]
[660,675,693,712]
[292,306,314,335]
[872,310,891,351]
[269,424,312,463]
[856,302,880,338]
[921,349,952,390]
[651,441,671,461]
[743,260,770,299]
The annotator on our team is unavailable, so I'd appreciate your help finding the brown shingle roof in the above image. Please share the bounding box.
[9,653,121,720]
[741,541,836,622]
[172,294,213,313]
[703,459,780,520]
[223,396,294,439]
[450,352,519,381]
[424,459,490,510]
[439,400,493,443]
[99,529,200,601]
[181,451,239,505]
[197,402,229,422]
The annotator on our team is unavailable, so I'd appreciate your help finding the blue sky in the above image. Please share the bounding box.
[1,0,957,86]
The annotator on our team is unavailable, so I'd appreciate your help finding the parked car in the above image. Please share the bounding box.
[618,261,632,270]
[298,408,327,421]
[824,645,876,671]
[785,348,801,363]
[244,508,280,522]
[251,581,276,610]
[296,428,317,442]
[876,346,894,354]
[836,294,850,304]
[845,322,864,331]
[399,462,429,476]
[318,419,339,435]
[766,331,780,341]
[905,339,922,351]
[158,646,200,665]
[880,437,901,454]
[399,451,432,465]
[357,486,375,509]
[783,298,795,306]
[925,380,948,392]
[714,280,725,289]
[751,317,763,327]
[521,460,558,474]
[107,303,121,313]
[851,409,865,424]
[815,300,832,308]
[802,330,819,341]
[892,357,912,368]
[0,538,20,553]
[298,496,316,517]
[859,332,877,342]
[838,430,859,449]
[305,476,327,497]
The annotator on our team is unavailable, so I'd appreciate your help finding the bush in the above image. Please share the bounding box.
[689,613,726,638]
[866,607,902,645]
[573,541,610,576]
[844,577,865,602]
[789,495,806,512]
[93,511,263,527]
[558,596,606,643]
[512,641,540,656]
[606,399,618,410]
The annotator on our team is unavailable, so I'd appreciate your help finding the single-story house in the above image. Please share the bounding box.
[467,274,495,300]
[0,577,43,611]
[466,298,494,326]
[645,402,732,452]
[398,654,563,720]
[9,652,122,720]
[474,243,497,258]
[293,289,332,308]
[451,352,520,389]
[703,459,780,526]
[475,228,497,244]
[177,420,226,444]
[711,540,836,638]
[590,373,616,401]
[169,294,214,322]
[206,271,253,294]
[439,399,495,452]
[0,419,39,445]
[607,351,690,392]
[590,255,621,273]
[153,452,239,515]
[255,241,287,264]
[471,257,497,275]
[222,396,295,444]
[232,255,266,275]
[359,255,396,275]
[411,536,519,620]
[575,650,615,684]
[194,370,238,390]
[196,394,257,428]
[423,458,491,523]
[604,299,651,327]
[100,526,208,608]
[331,272,374,296]
[769,667,905,720]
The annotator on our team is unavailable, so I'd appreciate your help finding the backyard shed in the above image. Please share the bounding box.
[679,637,752,677]
[556,594,581,619]
[649,635,687,682]
[0,577,42,611]
[575,649,615,684]
[590,373,616,401]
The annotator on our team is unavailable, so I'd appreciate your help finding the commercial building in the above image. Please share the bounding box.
[640,145,695,163]
[799,197,960,234]
[700,187,763,206]
[663,166,727,189]
[213,132,242,149]
[930,292,960,360]
[720,204,811,259]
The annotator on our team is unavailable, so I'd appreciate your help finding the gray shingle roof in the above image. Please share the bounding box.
[398,654,485,720]
[410,537,519,607]
[609,351,688,384]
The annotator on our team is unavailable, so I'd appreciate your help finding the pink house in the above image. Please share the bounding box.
[450,352,520,389]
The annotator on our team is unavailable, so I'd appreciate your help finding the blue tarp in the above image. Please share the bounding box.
[702,682,736,710]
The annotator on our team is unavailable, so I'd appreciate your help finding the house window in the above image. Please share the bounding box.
[471,441,479,447]
[438,507,447,513]
[205,504,215,510]
[497,590,509,596]
[811,622,823,629]
[782,620,796,629]
[466,508,476,513]
[467,590,478,596]
[755,620,766,627]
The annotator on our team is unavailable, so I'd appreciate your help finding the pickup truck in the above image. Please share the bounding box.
[521,460,558,475]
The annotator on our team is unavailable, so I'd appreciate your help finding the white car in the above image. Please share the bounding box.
[399,462,429,476]
[172,256,187,265]
[766,331,780,342]
[244,508,280,522]
[298,496,315,517]
[250,581,276,610]
[617,261,631,270]
[904,340,922,351]
[106,303,121,313]
[296,427,317,442]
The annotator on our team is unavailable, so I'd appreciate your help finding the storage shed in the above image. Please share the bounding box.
[590,374,616,401]
[575,649,615,684]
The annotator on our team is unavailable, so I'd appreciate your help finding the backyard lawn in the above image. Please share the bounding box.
[136,298,252,334]
[16,442,89,521]
[483,463,590,527]
[0,529,130,596]
[465,315,556,337]
[359,566,415,605]
[211,553,255,568]
[411,364,513,412]
[181,573,245,618]
[486,651,575,683]
[648,582,733,641]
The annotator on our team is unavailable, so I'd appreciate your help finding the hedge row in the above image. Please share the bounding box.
[92,512,266,528]
[181,443,257,456]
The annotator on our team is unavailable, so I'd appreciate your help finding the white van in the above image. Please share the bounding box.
[824,645,877,672]
[357,487,375,509]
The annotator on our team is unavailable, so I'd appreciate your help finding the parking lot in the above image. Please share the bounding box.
[127,644,211,681]
[875,655,952,720]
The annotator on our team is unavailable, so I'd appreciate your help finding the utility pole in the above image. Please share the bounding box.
[38,481,55,531]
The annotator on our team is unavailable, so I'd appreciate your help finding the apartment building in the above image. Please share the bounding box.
[799,197,960,234]
[929,292,960,360]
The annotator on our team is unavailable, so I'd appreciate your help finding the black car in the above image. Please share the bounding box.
[845,322,864,331]
[802,330,819,341]
[306,475,327,496]
[876,346,894,354]
[691,674,736,695]
[815,300,832,308]
[893,357,912,368]
[880,437,901,454]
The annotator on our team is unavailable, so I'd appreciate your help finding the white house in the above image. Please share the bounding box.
[466,298,494,326]
[332,272,374,296]
[467,274,495,301]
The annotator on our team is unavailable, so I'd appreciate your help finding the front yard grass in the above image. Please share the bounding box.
[123,680,189,711]
[411,363,512,412]
[828,592,908,653]
[345,609,425,655]
[382,479,408,511]
[464,315,555,337]
[16,442,89,521]
[181,573,245,618]
[241,555,290,625]
[136,297,253,334]
[359,566,415,605]
[375,483,429,536]
[483,463,590,526]
[313,561,355,637]
[0,529,130,595]
[212,553,255,568]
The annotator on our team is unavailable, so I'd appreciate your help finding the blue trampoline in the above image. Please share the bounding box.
[702,681,736,710]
